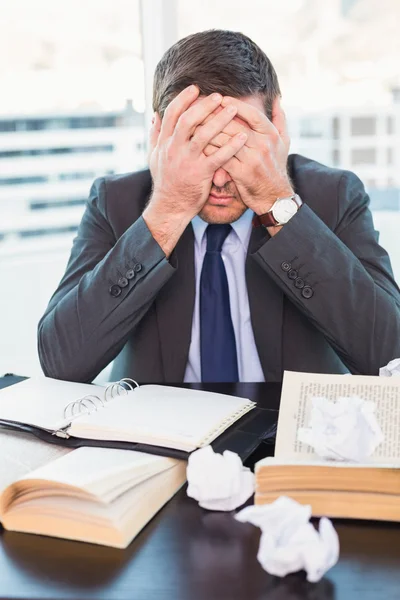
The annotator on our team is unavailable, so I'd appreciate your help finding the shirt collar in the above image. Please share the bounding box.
[191,209,254,251]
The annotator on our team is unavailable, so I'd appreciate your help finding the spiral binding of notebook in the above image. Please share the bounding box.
[50,379,256,450]
[62,378,140,422]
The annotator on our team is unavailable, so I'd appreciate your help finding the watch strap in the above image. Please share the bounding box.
[253,194,302,228]
[254,211,278,228]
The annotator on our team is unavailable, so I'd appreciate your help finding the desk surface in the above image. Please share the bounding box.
[1,376,400,600]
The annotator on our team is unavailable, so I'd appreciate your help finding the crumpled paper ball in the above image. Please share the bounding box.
[297,395,384,462]
[379,358,400,377]
[186,445,255,511]
[236,497,339,582]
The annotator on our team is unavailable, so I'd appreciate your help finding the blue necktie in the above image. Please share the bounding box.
[200,224,239,382]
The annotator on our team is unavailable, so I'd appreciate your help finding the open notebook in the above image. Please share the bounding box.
[0,377,255,457]
[0,430,186,548]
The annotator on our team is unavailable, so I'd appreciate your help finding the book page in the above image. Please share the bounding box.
[0,429,70,494]
[0,377,105,431]
[69,385,255,451]
[16,447,178,503]
[275,371,400,464]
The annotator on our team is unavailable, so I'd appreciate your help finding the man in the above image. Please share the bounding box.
[38,30,400,384]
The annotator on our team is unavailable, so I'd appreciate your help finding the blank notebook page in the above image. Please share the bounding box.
[0,377,105,431]
[69,385,255,450]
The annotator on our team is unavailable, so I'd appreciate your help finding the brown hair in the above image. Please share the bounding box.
[153,30,281,120]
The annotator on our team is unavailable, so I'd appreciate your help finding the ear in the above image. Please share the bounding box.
[149,112,162,154]
[272,96,290,153]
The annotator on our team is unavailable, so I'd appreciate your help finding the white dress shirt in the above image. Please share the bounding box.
[184,209,265,382]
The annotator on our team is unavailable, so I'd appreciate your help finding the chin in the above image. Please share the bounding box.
[199,203,248,225]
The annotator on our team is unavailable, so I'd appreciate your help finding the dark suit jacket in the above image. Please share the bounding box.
[38,154,400,383]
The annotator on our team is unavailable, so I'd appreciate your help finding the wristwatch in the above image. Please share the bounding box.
[254,193,303,227]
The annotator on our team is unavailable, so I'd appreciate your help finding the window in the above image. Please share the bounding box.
[0,176,49,186]
[332,117,340,140]
[369,188,400,211]
[20,226,79,238]
[58,172,98,182]
[0,145,114,158]
[387,116,395,135]
[300,118,323,138]
[30,199,86,210]
[392,88,400,104]
[351,148,377,165]
[332,148,340,166]
[0,0,146,376]
[351,117,377,136]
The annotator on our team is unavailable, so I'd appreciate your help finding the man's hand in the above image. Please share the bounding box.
[143,86,247,257]
[203,96,294,217]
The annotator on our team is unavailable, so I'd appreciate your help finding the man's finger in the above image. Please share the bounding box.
[208,120,257,148]
[205,132,247,173]
[207,131,231,149]
[189,104,238,153]
[220,155,241,174]
[272,96,290,152]
[203,143,219,157]
[159,85,200,141]
[221,96,274,134]
[173,93,224,145]
[201,106,223,126]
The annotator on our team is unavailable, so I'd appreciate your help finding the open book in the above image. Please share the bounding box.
[255,371,400,521]
[0,430,185,548]
[0,377,255,456]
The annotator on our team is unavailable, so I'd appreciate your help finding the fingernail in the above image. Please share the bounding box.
[212,93,222,102]
[226,104,236,114]
[238,132,247,141]
[188,85,197,93]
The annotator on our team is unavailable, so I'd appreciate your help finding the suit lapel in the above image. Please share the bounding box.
[246,224,284,381]
[155,225,195,382]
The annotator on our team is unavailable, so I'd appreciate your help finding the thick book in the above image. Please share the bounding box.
[255,370,400,521]
[0,377,256,458]
[0,430,186,548]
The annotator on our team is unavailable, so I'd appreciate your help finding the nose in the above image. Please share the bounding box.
[212,167,232,188]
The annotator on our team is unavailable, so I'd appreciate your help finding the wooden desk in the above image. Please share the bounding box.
[1,376,400,599]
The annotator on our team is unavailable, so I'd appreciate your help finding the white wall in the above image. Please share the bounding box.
[0,236,72,376]
[0,235,113,383]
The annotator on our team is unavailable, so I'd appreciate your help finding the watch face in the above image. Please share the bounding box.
[272,198,298,224]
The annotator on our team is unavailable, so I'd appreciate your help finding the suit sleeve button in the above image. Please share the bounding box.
[109,284,122,297]
[295,277,305,289]
[302,286,314,299]
[126,269,135,280]
[118,276,129,288]
[281,261,292,272]
[134,263,143,273]
[288,269,298,280]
